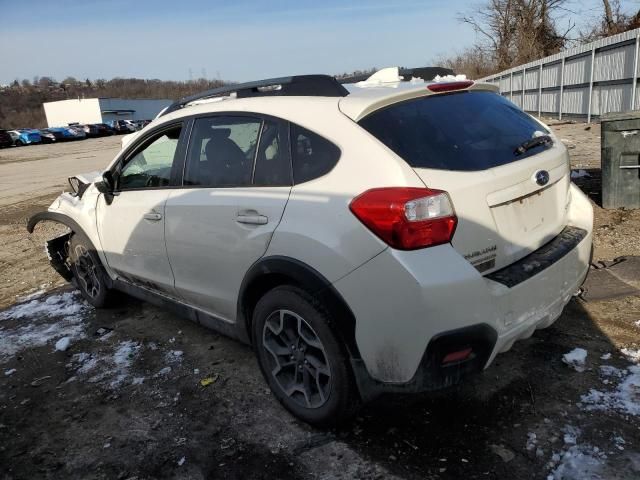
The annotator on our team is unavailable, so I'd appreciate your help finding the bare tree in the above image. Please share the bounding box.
[581,0,640,40]
[459,0,574,71]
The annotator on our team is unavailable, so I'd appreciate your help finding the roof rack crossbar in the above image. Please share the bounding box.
[161,74,349,117]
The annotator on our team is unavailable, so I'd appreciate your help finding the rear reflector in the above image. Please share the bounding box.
[442,348,473,365]
[349,187,457,250]
[427,81,474,93]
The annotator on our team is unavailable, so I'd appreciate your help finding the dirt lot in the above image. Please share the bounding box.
[1,128,639,480]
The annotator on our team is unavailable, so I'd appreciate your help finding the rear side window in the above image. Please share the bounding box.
[291,124,340,184]
[253,120,291,186]
[359,91,550,171]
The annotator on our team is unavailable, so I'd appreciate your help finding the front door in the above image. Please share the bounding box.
[97,122,186,295]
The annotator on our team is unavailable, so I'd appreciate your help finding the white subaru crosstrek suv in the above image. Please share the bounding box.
[28,71,593,426]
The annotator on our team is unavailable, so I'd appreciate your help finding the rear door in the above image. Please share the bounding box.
[165,114,291,321]
[359,90,570,274]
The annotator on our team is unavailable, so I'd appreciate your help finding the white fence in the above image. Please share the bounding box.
[479,28,640,121]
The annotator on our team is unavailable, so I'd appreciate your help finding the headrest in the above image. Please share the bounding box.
[209,128,231,141]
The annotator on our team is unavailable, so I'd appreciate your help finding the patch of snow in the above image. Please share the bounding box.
[621,348,640,363]
[0,292,89,361]
[16,290,46,303]
[98,330,114,342]
[547,426,605,480]
[0,291,87,322]
[526,432,538,451]
[600,353,612,360]
[432,74,468,82]
[155,366,172,377]
[165,350,183,364]
[546,444,606,480]
[600,365,626,378]
[66,341,141,389]
[563,348,588,372]
[581,365,640,416]
[178,456,185,466]
[55,337,71,352]
[563,425,581,446]
[634,320,640,327]
[108,341,141,387]
[132,377,145,385]
[4,368,16,376]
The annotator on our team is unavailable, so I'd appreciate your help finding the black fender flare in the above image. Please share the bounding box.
[237,255,361,360]
[27,211,100,255]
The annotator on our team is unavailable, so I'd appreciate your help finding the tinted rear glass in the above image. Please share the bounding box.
[359,91,550,171]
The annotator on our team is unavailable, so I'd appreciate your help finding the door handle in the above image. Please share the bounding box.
[143,212,163,221]
[236,214,268,225]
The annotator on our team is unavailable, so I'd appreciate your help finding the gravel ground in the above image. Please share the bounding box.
[0,129,639,480]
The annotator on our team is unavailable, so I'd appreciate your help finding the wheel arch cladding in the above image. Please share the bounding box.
[238,256,361,360]
[27,211,104,281]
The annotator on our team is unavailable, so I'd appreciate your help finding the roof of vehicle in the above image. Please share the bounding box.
[150,68,499,129]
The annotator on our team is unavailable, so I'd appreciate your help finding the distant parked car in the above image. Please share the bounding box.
[65,126,87,140]
[108,119,134,134]
[73,124,100,137]
[94,123,116,136]
[39,129,58,144]
[0,129,13,148]
[10,129,41,146]
[46,127,75,141]
[123,119,142,132]
[42,128,67,141]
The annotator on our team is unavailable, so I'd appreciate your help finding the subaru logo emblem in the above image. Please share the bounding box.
[534,170,550,186]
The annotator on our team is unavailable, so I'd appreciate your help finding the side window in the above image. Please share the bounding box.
[290,124,340,184]
[253,120,291,186]
[118,125,182,190]
[184,116,261,187]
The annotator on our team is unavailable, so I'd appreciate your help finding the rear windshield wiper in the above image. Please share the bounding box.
[514,135,553,156]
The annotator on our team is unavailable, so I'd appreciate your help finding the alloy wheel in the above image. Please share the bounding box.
[262,309,332,409]
[73,244,101,299]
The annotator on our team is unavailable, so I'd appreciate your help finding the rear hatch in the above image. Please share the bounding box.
[358,89,570,274]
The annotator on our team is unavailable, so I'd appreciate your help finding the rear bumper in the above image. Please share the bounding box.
[333,183,593,390]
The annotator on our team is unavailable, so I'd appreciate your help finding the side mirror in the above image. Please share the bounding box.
[96,171,116,204]
[102,171,115,191]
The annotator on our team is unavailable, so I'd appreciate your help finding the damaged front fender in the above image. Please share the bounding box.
[27,211,100,283]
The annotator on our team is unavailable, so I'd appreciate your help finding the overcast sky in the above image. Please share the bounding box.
[0,0,628,84]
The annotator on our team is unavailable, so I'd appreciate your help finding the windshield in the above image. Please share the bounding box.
[359,90,550,171]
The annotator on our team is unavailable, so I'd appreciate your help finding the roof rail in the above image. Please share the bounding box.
[160,74,349,117]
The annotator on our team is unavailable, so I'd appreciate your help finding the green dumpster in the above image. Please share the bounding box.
[601,111,640,209]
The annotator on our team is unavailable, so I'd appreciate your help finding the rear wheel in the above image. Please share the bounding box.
[15,140,24,147]
[68,235,114,308]
[253,285,360,426]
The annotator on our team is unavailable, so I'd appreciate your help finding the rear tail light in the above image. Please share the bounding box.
[349,187,457,250]
[427,81,474,93]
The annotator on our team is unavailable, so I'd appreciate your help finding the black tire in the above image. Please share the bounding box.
[252,285,360,427]
[15,140,24,147]
[68,234,114,308]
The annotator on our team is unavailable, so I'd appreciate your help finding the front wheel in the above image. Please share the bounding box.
[253,286,360,426]
[15,140,24,147]
[68,234,114,308]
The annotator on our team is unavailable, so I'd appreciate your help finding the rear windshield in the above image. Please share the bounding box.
[359,91,550,171]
